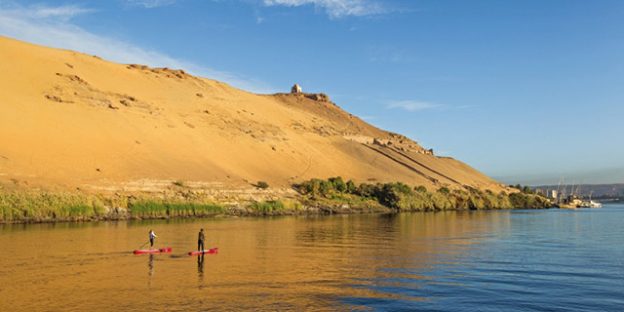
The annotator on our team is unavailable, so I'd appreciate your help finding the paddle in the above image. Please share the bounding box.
[137,240,149,250]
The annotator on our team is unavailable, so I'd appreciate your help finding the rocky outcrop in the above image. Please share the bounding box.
[304,93,330,102]
[372,135,432,155]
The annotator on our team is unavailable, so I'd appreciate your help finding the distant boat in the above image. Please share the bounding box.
[557,196,582,209]
[555,186,602,209]
[557,203,578,209]
[579,200,602,208]
[579,192,602,208]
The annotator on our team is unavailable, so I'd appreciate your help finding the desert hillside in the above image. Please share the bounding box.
[0,36,504,193]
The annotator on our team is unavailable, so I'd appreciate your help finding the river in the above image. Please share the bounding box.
[1,204,623,311]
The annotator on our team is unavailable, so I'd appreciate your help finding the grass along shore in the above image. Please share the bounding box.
[0,178,551,223]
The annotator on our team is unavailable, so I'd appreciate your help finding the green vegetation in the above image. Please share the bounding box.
[255,181,270,189]
[248,199,303,214]
[509,184,535,195]
[0,191,106,222]
[0,178,552,223]
[172,180,186,187]
[128,199,224,218]
[0,190,223,222]
[249,200,285,214]
[296,177,551,211]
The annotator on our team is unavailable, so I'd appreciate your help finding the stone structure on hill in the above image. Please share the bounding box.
[288,84,330,102]
[291,84,302,94]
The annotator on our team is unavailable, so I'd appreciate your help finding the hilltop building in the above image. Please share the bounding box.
[291,84,302,94]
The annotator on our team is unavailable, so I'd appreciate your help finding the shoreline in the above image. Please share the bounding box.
[0,203,555,225]
[0,178,553,224]
[0,206,392,225]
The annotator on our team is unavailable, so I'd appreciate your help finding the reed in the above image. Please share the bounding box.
[249,200,287,214]
[128,200,224,218]
[0,191,106,222]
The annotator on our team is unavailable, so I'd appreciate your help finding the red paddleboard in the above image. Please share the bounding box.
[188,247,218,256]
[133,247,172,255]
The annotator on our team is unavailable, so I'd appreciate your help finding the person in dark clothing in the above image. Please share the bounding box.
[198,228,205,252]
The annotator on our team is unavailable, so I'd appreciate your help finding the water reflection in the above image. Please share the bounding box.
[0,209,540,311]
[148,254,155,286]
[197,254,204,275]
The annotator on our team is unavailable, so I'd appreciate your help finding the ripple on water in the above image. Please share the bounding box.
[2,206,624,311]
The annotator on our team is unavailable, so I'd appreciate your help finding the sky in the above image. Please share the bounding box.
[0,0,623,185]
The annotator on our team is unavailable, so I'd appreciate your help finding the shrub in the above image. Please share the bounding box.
[355,183,379,198]
[256,181,269,189]
[250,200,285,214]
[297,179,318,195]
[318,180,332,195]
[172,180,185,187]
[293,178,553,212]
[415,185,428,193]
[509,192,528,208]
[328,177,347,193]
[346,180,357,194]
[376,182,413,209]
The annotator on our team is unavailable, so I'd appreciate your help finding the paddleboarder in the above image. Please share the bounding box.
[198,228,205,251]
[149,229,158,249]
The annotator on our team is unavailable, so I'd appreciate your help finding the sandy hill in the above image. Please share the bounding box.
[0,36,504,193]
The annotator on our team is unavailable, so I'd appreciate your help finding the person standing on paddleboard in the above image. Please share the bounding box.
[198,228,205,252]
[149,229,157,249]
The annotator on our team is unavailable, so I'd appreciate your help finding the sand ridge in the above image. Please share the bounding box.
[0,35,505,193]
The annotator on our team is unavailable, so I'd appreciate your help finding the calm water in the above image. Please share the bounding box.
[1,204,623,311]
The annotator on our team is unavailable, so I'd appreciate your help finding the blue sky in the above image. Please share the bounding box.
[1,0,622,185]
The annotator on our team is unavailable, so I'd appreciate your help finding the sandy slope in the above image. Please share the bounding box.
[0,36,504,193]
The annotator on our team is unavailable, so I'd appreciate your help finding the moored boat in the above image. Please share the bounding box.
[582,200,602,208]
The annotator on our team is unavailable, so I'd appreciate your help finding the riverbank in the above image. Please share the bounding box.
[0,178,552,223]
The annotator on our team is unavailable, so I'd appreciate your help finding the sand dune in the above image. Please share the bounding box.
[0,36,504,193]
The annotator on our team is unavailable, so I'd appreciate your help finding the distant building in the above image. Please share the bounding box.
[291,84,302,94]
[550,190,558,200]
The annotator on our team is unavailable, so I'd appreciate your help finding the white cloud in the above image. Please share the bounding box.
[30,4,94,20]
[0,3,275,93]
[262,0,385,18]
[387,100,439,112]
[124,0,177,8]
